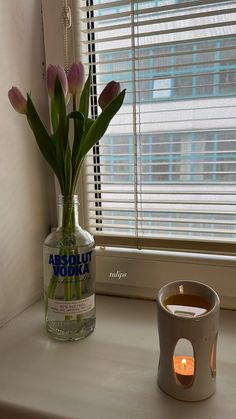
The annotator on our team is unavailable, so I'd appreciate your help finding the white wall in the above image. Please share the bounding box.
[0,0,56,326]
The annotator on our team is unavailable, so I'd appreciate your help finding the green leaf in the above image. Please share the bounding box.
[84,117,94,135]
[71,157,85,195]
[68,111,84,120]
[71,118,94,179]
[26,94,63,189]
[68,111,85,171]
[54,77,67,122]
[52,130,65,193]
[54,77,68,150]
[64,144,72,196]
[53,77,69,192]
[79,67,91,121]
[50,97,59,133]
[79,89,126,157]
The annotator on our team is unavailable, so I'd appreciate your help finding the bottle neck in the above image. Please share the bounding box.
[58,195,80,232]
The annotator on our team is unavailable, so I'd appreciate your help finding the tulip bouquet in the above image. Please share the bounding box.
[8,62,125,198]
[8,63,125,336]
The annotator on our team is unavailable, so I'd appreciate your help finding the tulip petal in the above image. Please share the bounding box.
[57,65,68,97]
[98,81,121,110]
[8,86,27,114]
[68,62,85,96]
[47,65,57,98]
[46,64,68,98]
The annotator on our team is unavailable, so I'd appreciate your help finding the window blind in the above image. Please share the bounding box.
[77,0,236,253]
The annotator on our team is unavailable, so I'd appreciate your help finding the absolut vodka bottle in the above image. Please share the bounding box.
[43,195,95,341]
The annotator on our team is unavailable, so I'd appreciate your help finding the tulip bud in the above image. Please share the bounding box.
[98,81,121,110]
[8,87,27,114]
[68,62,85,96]
[46,64,68,98]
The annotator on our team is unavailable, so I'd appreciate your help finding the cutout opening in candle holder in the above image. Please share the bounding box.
[173,338,195,387]
[157,280,220,402]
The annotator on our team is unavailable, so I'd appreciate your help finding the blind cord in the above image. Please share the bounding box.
[62,0,72,72]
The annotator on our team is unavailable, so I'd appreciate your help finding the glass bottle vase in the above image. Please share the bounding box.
[43,195,95,341]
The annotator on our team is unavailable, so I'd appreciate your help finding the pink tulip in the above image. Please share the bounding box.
[67,62,85,96]
[8,87,27,114]
[98,81,121,110]
[46,64,68,98]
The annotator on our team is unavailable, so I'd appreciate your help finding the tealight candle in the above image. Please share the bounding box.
[174,356,194,386]
[174,356,194,375]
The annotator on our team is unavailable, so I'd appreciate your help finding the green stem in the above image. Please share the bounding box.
[73,96,77,112]
[65,276,73,321]
[71,158,84,195]
[75,274,82,321]
[62,198,74,320]
[46,196,76,321]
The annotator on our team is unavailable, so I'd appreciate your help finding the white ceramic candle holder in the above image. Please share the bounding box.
[157,280,220,402]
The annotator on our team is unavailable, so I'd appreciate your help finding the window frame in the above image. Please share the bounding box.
[41,0,236,308]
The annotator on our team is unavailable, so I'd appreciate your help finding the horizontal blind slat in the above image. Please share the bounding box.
[89,222,235,235]
[89,214,236,224]
[80,0,235,13]
[88,198,236,205]
[81,1,236,23]
[88,191,236,196]
[83,21,236,45]
[88,206,236,215]
[87,44,236,65]
[82,8,236,35]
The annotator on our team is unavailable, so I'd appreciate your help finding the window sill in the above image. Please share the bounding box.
[96,247,236,309]
[0,296,235,419]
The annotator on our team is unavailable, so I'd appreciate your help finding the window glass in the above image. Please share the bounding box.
[153,78,172,98]
[195,74,214,95]
[220,71,236,94]
[195,41,215,69]
[175,44,193,71]
[174,75,192,97]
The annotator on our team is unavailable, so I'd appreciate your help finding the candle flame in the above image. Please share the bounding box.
[181,358,187,368]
